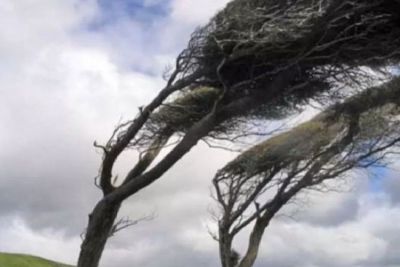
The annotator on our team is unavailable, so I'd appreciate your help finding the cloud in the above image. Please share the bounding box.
[170,0,229,25]
[382,169,400,204]
[250,193,400,267]
[0,216,80,265]
[0,0,164,238]
[0,0,231,265]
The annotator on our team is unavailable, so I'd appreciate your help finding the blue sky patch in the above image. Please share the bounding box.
[89,0,170,30]
[368,165,388,193]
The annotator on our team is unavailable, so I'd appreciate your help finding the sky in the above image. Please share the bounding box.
[1,1,400,267]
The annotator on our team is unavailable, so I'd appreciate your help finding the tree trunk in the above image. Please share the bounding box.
[237,220,267,267]
[219,227,234,267]
[77,198,121,267]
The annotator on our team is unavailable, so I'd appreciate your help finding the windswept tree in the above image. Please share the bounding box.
[77,0,400,266]
[213,77,400,267]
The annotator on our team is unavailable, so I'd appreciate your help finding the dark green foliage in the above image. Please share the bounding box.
[185,0,400,120]
[149,87,221,133]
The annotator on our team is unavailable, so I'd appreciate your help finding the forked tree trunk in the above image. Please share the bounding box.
[77,198,121,267]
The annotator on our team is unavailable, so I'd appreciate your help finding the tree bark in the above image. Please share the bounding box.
[77,198,121,267]
[237,220,267,267]
[219,227,233,267]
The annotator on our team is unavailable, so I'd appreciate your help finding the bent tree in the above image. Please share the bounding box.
[77,0,400,266]
[213,77,400,267]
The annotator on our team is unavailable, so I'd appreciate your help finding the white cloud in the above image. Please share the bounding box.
[0,0,165,244]
[170,0,230,25]
[0,1,230,266]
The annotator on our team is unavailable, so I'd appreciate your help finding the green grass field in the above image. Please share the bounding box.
[0,252,73,267]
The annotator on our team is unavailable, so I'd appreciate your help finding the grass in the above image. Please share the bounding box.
[0,252,74,267]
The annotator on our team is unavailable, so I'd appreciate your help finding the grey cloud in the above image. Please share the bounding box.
[290,184,363,227]
[382,171,400,204]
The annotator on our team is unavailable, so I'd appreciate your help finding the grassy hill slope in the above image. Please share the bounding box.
[0,252,73,267]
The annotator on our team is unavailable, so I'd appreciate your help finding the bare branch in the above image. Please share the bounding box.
[109,214,155,237]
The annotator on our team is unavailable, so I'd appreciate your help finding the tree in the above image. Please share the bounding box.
[213,77,400,267]
[77,0,400,266]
